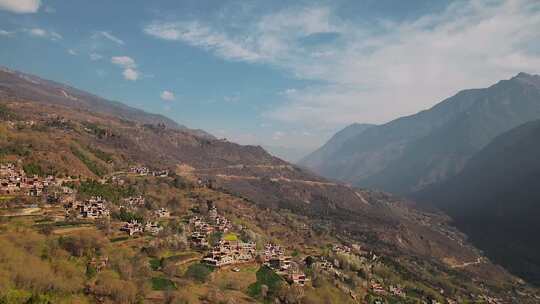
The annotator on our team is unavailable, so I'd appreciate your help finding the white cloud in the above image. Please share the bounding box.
[141,1,540,151]
[111,56,136,68]
[280,88,297,96]
[144,6,344,65]
[122,68,139,81]
[67,49,77,56]
[266,0,540,128]
[28,28,46,37]
[144,1,540,132]
[0,0,40,13]
[160,90,175,101]
[144,21,263,62]
[92,31,125,45]
[224,95,240,103]
[89,53,103,61]
[272,131,284,141]
[111,56,139,81]
[26,28,62,41]
[0,29,14,37]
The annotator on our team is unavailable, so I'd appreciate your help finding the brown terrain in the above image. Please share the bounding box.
[1,67,537,302]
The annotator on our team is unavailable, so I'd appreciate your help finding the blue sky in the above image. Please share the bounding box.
[1,0,539,161]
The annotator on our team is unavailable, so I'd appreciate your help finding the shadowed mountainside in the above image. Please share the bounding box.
[415,119,540,285]
[299,123,374,170]
[301,73,540,195]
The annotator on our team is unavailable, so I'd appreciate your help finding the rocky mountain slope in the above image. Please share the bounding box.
[0,67,212,139]
[299,123,374,171]
[0,68,537,301]
[415,118,540,285]
[301,73,540,194]
[1,90,472,266]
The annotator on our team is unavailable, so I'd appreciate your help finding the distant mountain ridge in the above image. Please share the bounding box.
[415,118,540,285]
[0,66,213,139]
[299,123,374,170]
[301,72,540,194]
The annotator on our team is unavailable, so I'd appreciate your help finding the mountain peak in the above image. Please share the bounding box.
[512,71,540,81]
[515,72,532,78]
[508,72,540,89]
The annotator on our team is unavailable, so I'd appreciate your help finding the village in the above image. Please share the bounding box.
[188,202,310,287]
[0,161,507,304]
[0,162,59,197]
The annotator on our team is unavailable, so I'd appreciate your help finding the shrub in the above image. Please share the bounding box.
[113,208,143,223]
[151,277,176,291]
[77,180,134,203]
[58,230,107,257]
[0,143,31,157]
[149,258,162,271]
[0,104,17,120]
[94,270,137,303]
[81,122,107,138]
[86,145,113,163]
[247,266,284,298]
[70,146,106,177]
[185,263,213,283]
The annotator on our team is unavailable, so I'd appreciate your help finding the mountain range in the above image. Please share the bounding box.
[415,118,540,285]
[301,71,540,285]
[1,67,539,301]
[298,123,375,172]
[0,67,480,263]
[300,72,540,195]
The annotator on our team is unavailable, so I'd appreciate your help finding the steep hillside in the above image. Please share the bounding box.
[415,119,540,285]
[303,73,540,194]
[0,99,476,265]
[0,66,212,139]
[0,69,538,301]
[262,145,312,163]
[299,123,374,170]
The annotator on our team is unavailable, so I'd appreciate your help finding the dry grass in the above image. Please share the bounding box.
[53,225,96,235]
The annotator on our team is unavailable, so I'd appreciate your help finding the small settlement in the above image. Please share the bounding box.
[0,163,57,196]
[184,202,310,286]
[0,161,513,303]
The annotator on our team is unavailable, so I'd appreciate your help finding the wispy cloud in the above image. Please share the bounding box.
[0,0,41,14]
[111,56,139,81]
[272,131,285,141]
[144,0,540,130]
[143,6,342,64]
[0,27,62,41]
[223,95,240,103]
[144,21,263,62]
[26,28,62,41]
[160,90,175,101]
[266,0,540,127]
[89,53,103,61]
[67,49,77,56]
[92,31,125,45]
[111,56,136,68]
[0,29,14,37]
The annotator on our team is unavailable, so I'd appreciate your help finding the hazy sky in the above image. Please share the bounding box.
[1,0,539,161]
